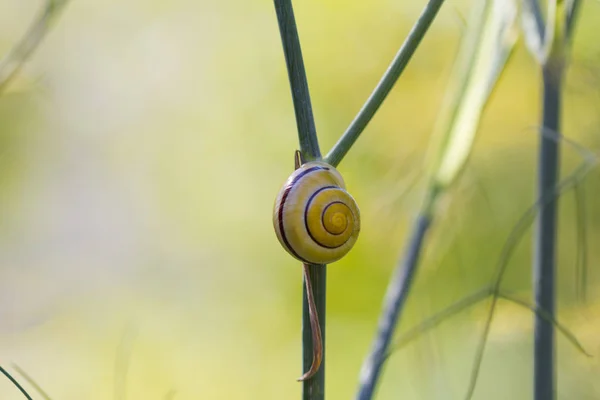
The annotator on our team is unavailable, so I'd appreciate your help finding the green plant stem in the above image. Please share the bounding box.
[273,0,321,161]
[534,60,562,400]
[356,214,431,400]
[324,0,446,168]
[0,365,33,400]
[566,0,581,41]
[273,2,325,399]
[0,0,70,93]
[523,0,546,42]
[13,364,53,400]
[522,1,581,399]
[302,263,326,399]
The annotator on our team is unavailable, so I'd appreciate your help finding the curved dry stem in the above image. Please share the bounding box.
[297,263,323,382]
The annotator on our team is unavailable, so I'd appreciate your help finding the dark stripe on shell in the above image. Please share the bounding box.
[304,186,350,249]
[277,165,327,263]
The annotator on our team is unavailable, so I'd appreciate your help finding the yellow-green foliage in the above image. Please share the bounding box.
[0,1,599,399]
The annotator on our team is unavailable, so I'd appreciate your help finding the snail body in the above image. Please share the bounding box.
[273,161,360,264]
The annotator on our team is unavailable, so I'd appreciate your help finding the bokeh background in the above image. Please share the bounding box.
[0,0,599,399]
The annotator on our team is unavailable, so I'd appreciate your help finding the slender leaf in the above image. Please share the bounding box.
[356,3,521,399]
[426,0,519,209]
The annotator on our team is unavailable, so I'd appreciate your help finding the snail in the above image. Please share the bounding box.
[273,151,360,381]
[273,157,361,265]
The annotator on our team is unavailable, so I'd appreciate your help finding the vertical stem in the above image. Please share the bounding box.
[533,63,562,400]
[302,264,326,400]
[566,0,581,41]
[356,214,431,400]
[273,2,325,398]
[273,0,321,161]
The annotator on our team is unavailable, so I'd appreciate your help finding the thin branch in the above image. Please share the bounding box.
[12,364,53,400]
[0,0,70,93]
[0,365,33,400]
[324,0,446,168]
[386,288,493,358]
[384,288,591,361]
[355,2,521,396]
[496,293,591,357]
[525,0,546,38]
[521,0,546,63]
[373,130,597,400]
[356,215,431,400]
[463,160,595,400]
[566,0,582,41]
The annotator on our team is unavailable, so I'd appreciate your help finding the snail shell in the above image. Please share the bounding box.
[273,161,360,264]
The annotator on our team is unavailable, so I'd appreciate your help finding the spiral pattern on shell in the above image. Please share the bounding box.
[273,161,360,264]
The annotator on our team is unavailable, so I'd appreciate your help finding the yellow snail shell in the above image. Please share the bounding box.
[273,161,360,264]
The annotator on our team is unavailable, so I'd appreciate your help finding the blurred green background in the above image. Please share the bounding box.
[0,0,599,399]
